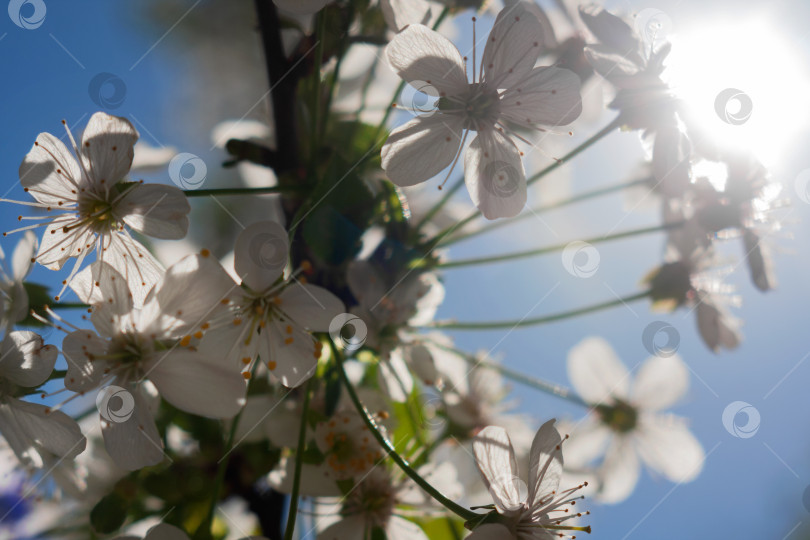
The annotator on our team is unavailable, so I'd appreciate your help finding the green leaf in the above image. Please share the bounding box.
[90,493,128,534]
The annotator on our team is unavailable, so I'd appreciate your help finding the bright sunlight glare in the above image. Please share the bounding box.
[665,18,810,169]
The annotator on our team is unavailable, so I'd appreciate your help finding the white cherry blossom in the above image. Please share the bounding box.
[382,3,582,219]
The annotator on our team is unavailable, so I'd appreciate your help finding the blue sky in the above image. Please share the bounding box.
[2,0,810,538]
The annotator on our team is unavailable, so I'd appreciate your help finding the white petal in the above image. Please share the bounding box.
[80,112,138,185]
[377,351,414,403]
[0,398,86,465]
[277,283,345,332]
[481,3,544,88]
[583,44,641,82]
[317,515,367,540]
[131,142,177,172]
[140,252,237,339]
[234,395,283,443]
[381,0,431,31]
[527,419,563,514]
[387,516,429,540]
[273,0,330,15]
[73,262,134,336]
[385,24,468,95]
[119,183,191,240]
[263,322,318,388]
[566,337,630,404]
[101,384,165,471]
[631,354,689,411]
[556,417,611,466]
[95,233,165,307]
[36,215,94,269]
[499,67,583,128]
[472,425,523,513]
[635,416,704,482]
[696,296,742,352]
[463,131,526,220]
[578,5,642,63]
[381,114,464,187]
[596,438,640,504]
[0,331,56,387]
[267,455,342,497]
[234,221,288,293]
[18,132,82,207]
[146,350,246,418]
[403,343,439,385]
[346,260,387,310]
[11,231,37,281]
[62,330,111,393]
[465,524,514,540]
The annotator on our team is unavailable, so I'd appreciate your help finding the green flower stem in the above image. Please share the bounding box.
[371,7,450,142]
[439,176,652,247]
[332,342,481,522]
[428,290,652,330]
[435,221,683,269]
[432,116,623,242]
[183,186,299,197]
[284,378,314,540]
[414,176,465,234]
[444,346,588,407]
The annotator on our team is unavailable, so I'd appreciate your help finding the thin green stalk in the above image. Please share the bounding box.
[435,221,683,269]
[284,378,314,540]
[414,176,465,233]
[184,186,298,197]
[371,8,450,142]
[428,290,651,330]
[196,408,243,538]
[439,176,652,247]
[332,342,481,522]
[446,347,588,407]
[432,117,623,242]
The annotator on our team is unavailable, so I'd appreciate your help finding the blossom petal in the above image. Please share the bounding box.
[101,384,165,471]
[387,516,429,540]
[381,0,431,31]
[631,354,689,411]
[119,183,191,240]
[11,231,37,282]
[18,132,82,207]
[635,415,704,482]
[143,523,191,540]
[0,398,86,466]
[382,114,464,187]
[465,524,514,540]
[567,337,630,404]
[556,417,611,466]
[472,425,523,513]
[385,24,468,95]
[0,331,56,387]
[578,5,643,63]
[62,330,110,392]
[527,419,563,514]
[481,2,544,88]
[377,351,414,402]
[277,283,345,332]
[696,296,742,352]
[147,349,246,418]
[464,131,526,220]
[36,215,94,270]
[318,515,366,540]
[596,437,640,504]
[95,233,165,308]
[234,221,288,293]
[263,322,318,388]
[499,67,583,128]
[80,112,138,185]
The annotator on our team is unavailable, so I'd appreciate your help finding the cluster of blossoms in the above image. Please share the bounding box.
[0,0,792,538]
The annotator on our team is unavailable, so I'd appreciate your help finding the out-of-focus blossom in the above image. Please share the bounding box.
[0,232,37,331]
[562,337,704,503]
